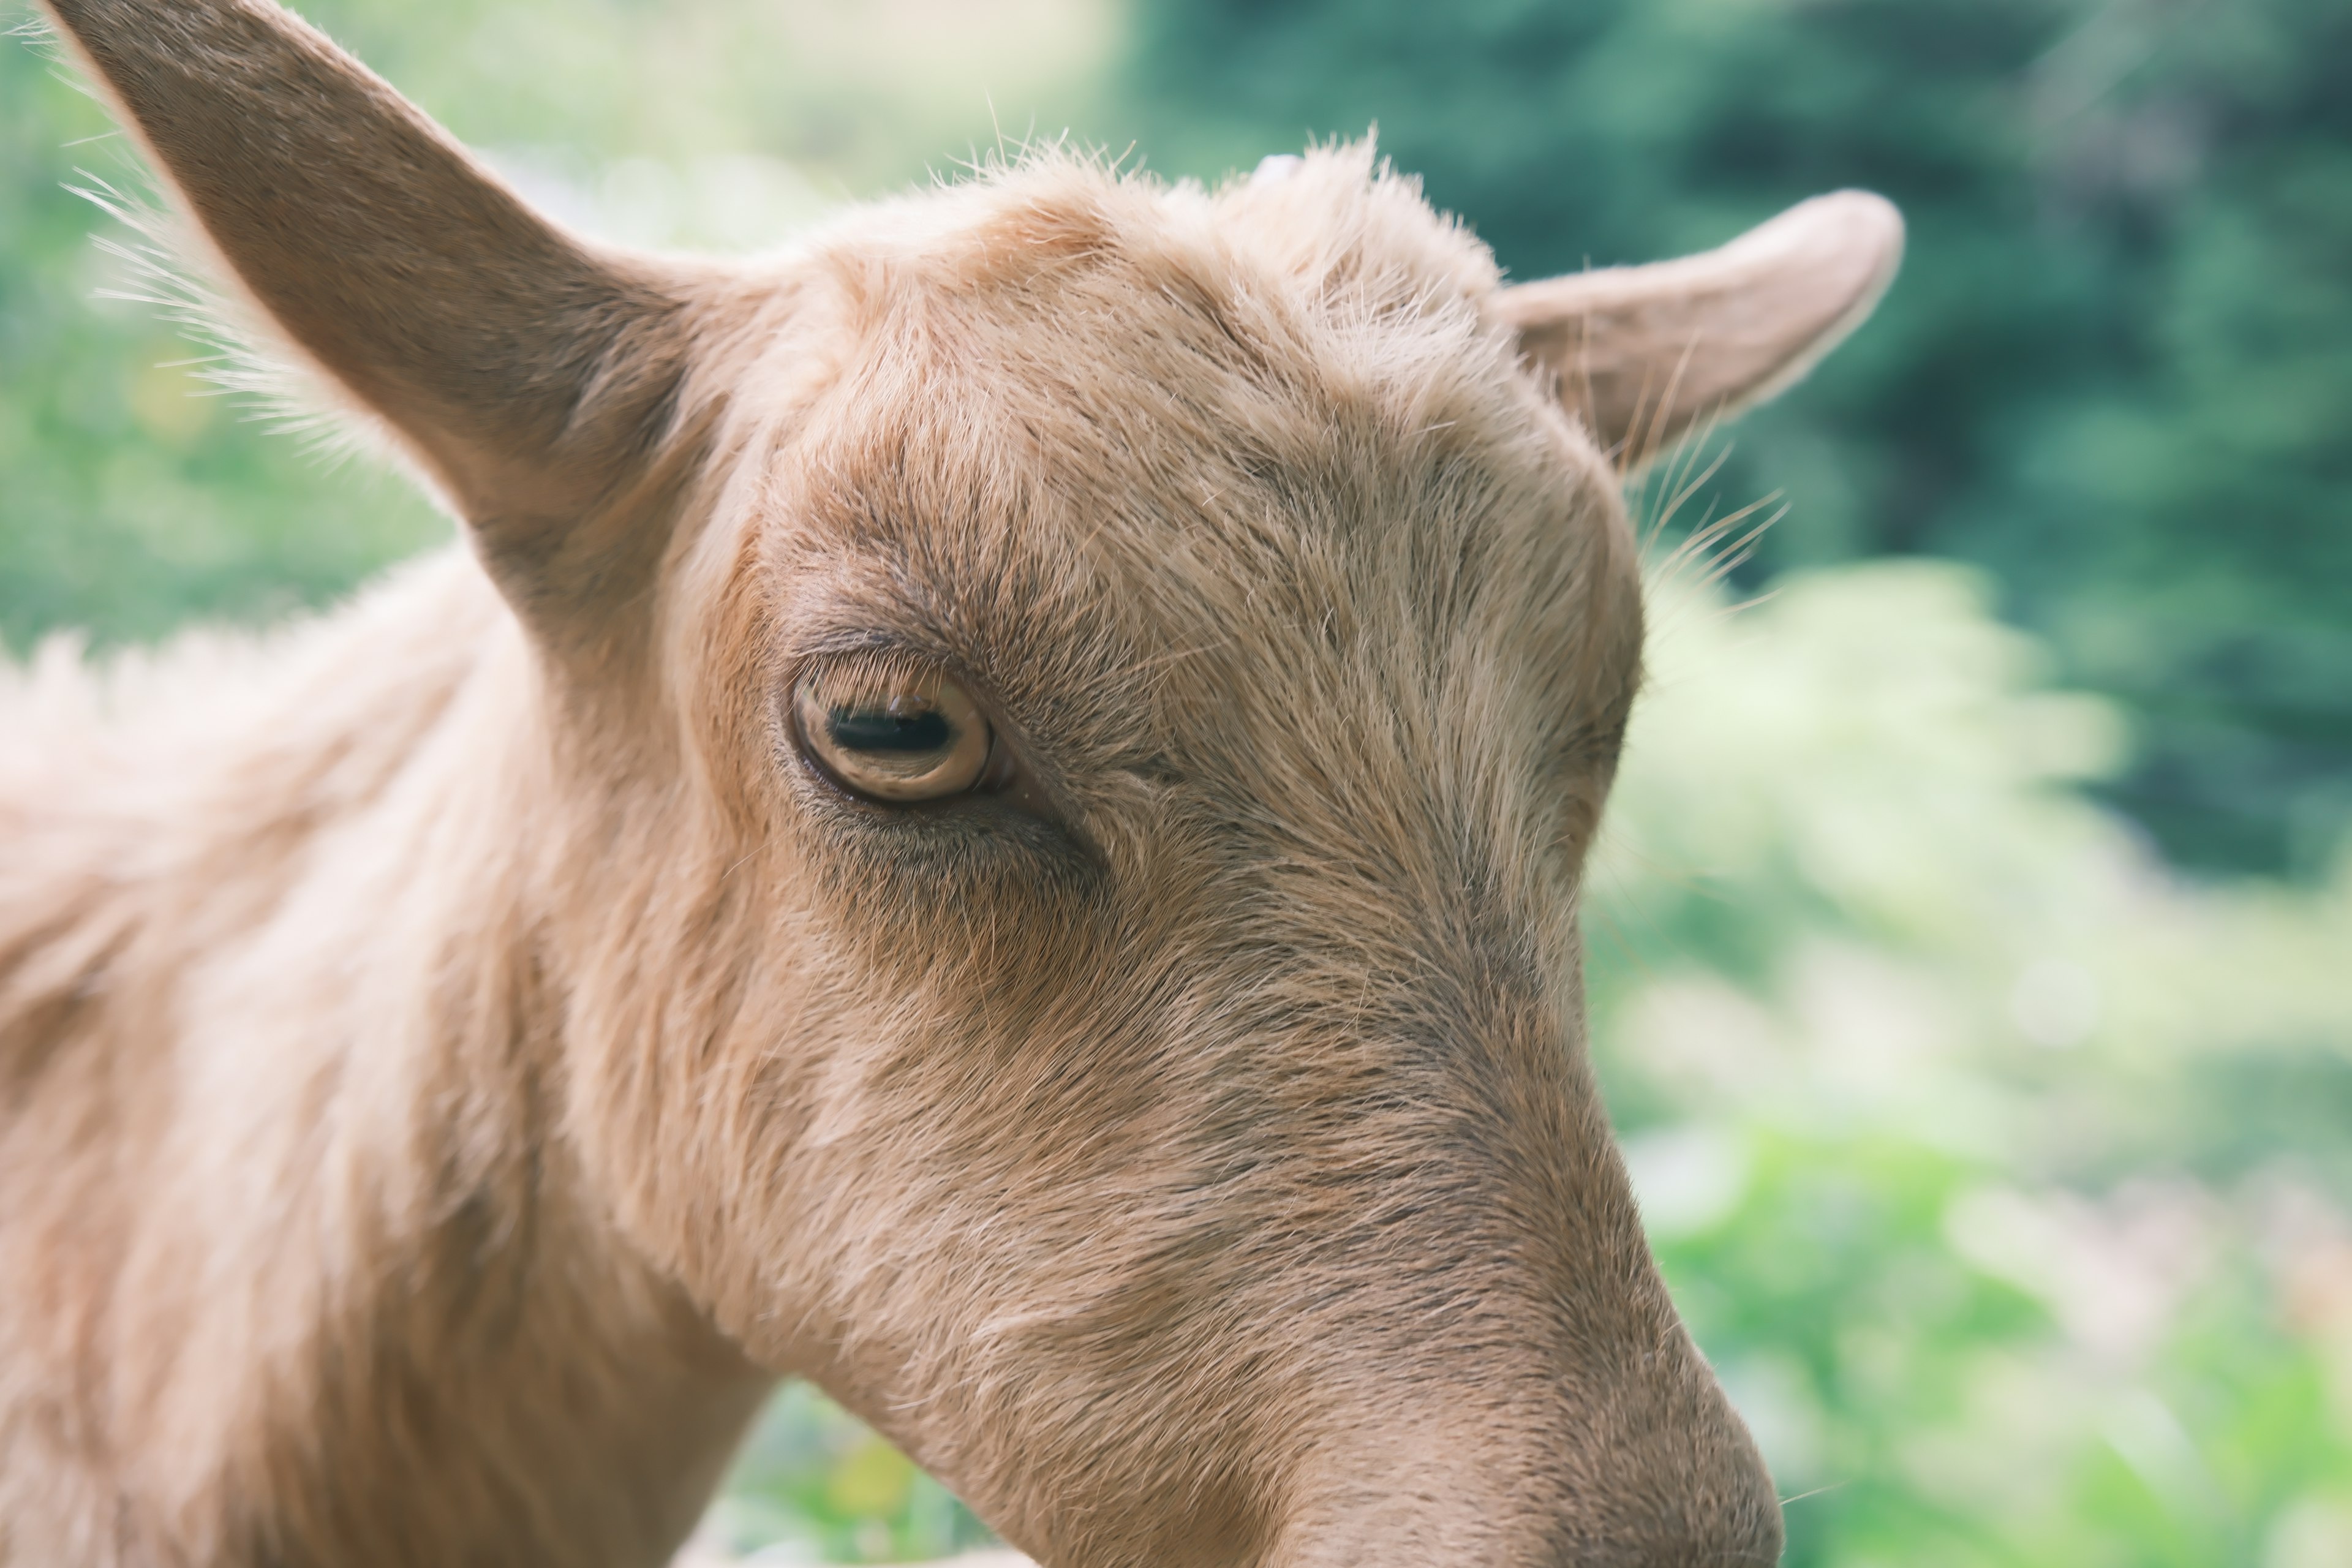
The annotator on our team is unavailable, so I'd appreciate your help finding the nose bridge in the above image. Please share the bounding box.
[1229,782,1633,1295]
[1216,871,1780,1564]
[1270,1391,1781,1568]
[1264,1294,1782,1568]
[1178,674,1776,1561]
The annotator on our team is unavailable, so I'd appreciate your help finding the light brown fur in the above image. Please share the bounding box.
[6,4,1901,1564]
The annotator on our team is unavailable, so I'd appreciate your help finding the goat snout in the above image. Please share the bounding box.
[1259,1350,1782,1568]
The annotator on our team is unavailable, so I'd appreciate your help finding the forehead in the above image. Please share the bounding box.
[758,148,1637,728]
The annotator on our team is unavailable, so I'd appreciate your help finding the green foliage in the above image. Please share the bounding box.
[1591,562,2352,1567]
[701,1385,993,1562]
[1117,0,2352,880]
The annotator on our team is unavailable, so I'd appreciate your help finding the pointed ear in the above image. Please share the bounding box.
[40,0,707,632]
[1494,191,1904,470]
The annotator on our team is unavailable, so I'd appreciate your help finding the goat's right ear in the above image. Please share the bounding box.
[40,0,704,635]
[1494,191,1903,472]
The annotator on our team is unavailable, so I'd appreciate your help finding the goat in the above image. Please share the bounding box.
[2,2,1901,1563]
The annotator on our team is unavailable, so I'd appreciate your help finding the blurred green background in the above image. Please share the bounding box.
[6,0,2348,1562]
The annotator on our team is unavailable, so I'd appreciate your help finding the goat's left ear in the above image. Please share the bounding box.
[39,0,715,647]
[1494,191,1904,470]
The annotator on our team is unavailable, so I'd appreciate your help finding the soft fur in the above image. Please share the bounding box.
[4,4,1901,1564]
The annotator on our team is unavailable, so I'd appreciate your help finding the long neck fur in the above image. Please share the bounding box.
[0,548,767,1568]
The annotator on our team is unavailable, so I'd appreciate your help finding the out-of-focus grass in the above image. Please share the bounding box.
[699,1385,993,1563]
[1586,562,2352,1568]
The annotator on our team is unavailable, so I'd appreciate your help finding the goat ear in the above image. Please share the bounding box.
[1494,191,1903,470]
[40,0,703,632]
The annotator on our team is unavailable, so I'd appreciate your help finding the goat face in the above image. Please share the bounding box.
[43,3,1899,1562]
[617,152,1885,1566]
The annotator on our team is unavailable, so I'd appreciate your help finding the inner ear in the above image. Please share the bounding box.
[1493,190,1904,471]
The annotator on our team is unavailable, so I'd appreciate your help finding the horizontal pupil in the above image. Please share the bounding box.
[827,706,952,755]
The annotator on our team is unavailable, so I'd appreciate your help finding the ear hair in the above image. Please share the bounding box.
[1494,191,1904,473]
[40,0,716,641]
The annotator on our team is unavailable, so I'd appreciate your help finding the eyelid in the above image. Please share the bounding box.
[791,660,995,802]
[783,648,1092,837]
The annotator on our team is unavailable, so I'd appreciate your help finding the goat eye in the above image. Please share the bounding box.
[793,665,993,803]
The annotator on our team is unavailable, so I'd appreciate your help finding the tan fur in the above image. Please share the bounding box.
[8,4,1901,1564]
